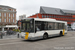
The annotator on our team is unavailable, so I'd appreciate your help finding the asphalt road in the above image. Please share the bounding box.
[0,31,75,50]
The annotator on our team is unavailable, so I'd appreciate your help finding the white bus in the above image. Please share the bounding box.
[21,18,67,40]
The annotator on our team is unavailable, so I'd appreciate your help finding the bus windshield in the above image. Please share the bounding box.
[21,19,34,32]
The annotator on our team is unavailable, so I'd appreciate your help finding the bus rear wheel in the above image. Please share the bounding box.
[43,34,48,39]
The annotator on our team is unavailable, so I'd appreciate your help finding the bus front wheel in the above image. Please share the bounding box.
[43,34,48,39]
[60,31,63,36]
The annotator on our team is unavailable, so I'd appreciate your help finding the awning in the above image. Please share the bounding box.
[6,25,18,28]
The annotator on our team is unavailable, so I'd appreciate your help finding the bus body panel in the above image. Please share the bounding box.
[34,31,45,37]
[20,18,67,40]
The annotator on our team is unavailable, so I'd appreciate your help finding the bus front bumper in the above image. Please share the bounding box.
[21,36,35,40]
[21,36,43,40]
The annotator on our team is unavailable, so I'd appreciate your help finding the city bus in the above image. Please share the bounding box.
[20,18,67,40]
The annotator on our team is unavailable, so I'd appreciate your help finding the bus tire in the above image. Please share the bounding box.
[60,31,63,36]
[43,33,48,39]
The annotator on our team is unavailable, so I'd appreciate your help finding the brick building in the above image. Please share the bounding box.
[28,6,75,26]
[0,5,16,31]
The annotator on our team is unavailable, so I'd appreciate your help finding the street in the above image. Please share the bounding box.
[0,31,75,50]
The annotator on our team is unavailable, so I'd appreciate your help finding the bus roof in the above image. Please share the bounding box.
[21,18,67,23]
[35,18,67,23]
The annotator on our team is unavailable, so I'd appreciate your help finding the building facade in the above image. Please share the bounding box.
[0,5,16,31]
[17,14,26,29]
[28,6,75,26]
[19,14,26,20]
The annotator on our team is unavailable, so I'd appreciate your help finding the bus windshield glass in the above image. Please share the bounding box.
[21,19,34,32]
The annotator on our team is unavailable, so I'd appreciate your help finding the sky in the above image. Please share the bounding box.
[0,0,75,20]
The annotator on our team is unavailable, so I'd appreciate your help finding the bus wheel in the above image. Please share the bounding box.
[43,34,48,39]
[60,31,63,36]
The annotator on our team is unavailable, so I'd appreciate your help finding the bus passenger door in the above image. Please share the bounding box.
[34,25,44,37]
[34,31,44,38]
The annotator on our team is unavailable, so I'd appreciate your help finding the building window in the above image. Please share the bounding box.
[51,16,53,18]
[0,18,1,22]
[9,13,10,17]
[4,19,6,22]
[4,13,6,17]
[13,14,14,17]
[9,9,11,10]
[47,16,48,18]
[50,16,51,17]
[13,9,14,11]
[45,16,46,18]
[42,15,43,18]
[9,19,10,22]
[0,13,1,16]
[13,19,14,22]
[47,16,49,18]
[37,16,39,18]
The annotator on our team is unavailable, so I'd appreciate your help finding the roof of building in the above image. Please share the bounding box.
[62,9,75,14]
[0,5,16,9]
[40,6,75,15]
[0,5,16,12]
[0,9,16,12]
[40,6,63,15]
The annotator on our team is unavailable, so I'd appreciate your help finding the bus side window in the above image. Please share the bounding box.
[41,23,44,30]
[58,23,62,29]
[48,22,54,30]
[36,26,40,31]
[44,23,48,30]
[48,25,51,30]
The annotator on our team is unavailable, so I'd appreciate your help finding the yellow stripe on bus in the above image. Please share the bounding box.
[63,29,65,35]
[25,32,29,39]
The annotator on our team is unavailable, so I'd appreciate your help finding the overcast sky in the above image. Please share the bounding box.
[0,0,75,20]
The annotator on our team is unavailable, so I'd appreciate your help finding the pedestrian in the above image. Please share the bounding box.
[7,29,9,35]
[1,33,3,39]
[17,32,19,38]
[0,32,3,39]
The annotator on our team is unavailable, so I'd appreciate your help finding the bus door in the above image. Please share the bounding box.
[34,21,44,37]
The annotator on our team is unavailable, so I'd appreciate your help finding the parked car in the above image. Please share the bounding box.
[67,26,72,31]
